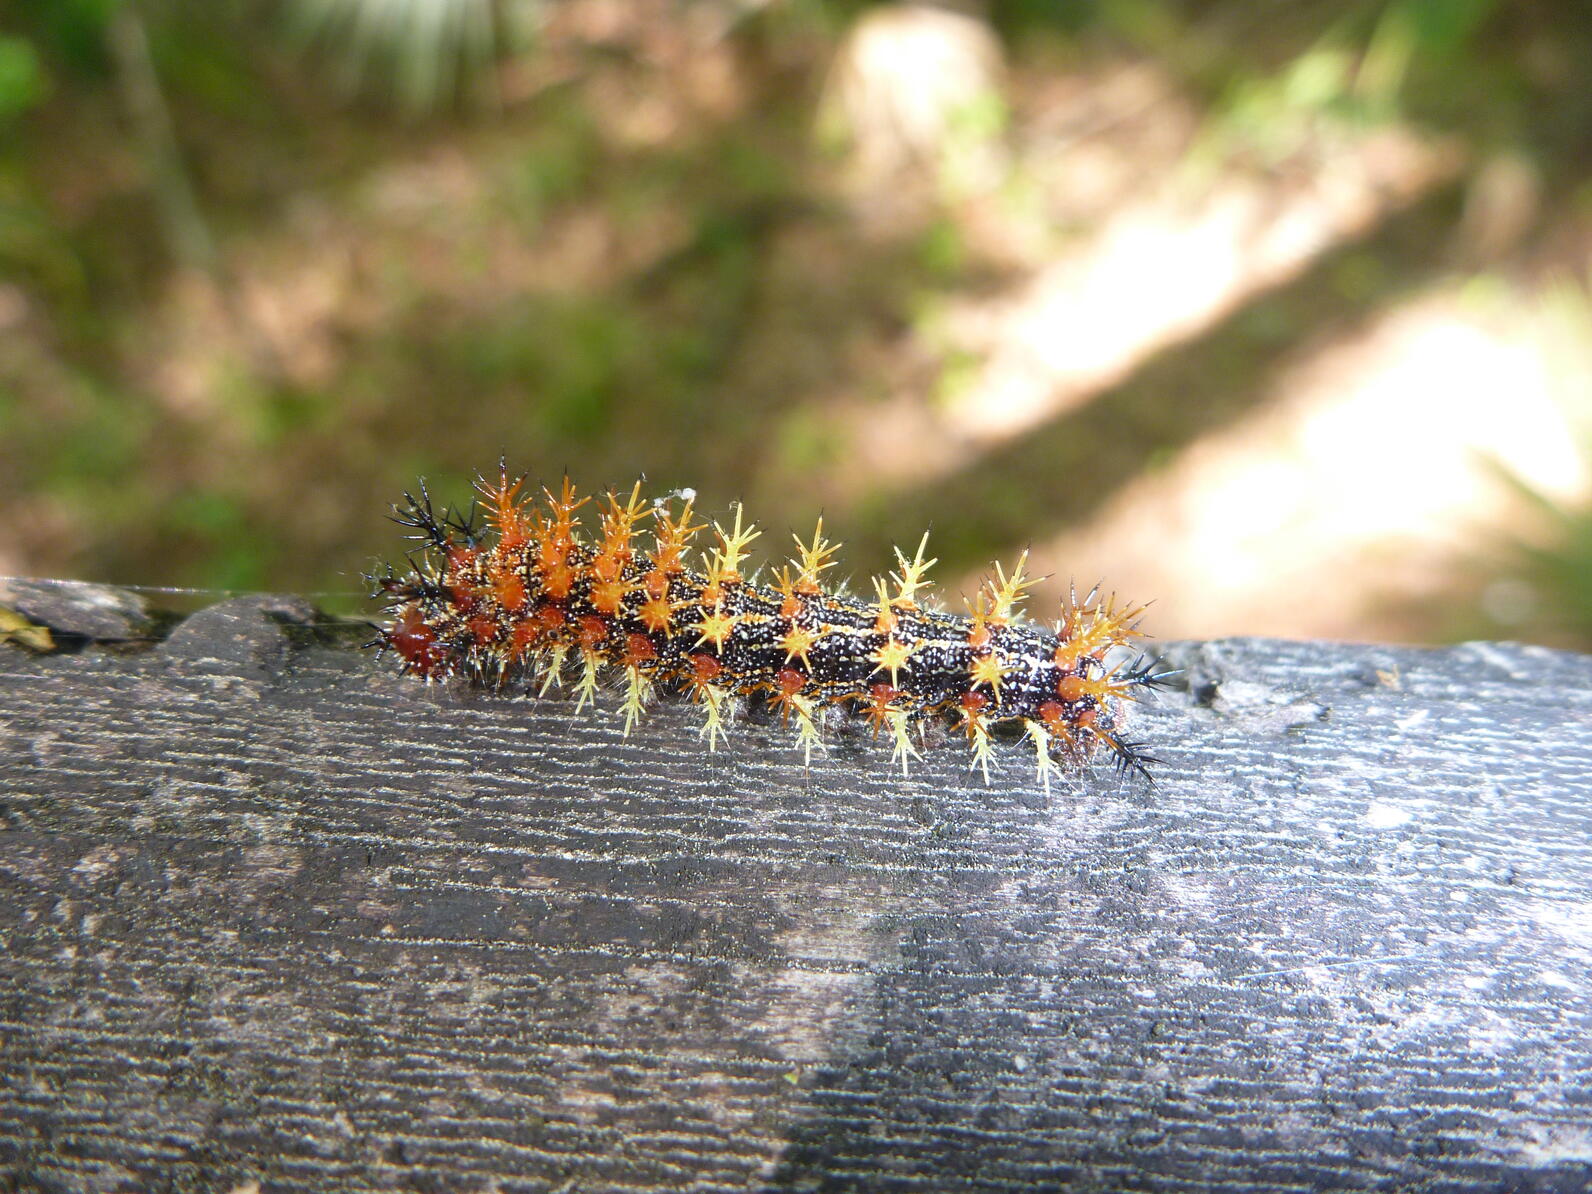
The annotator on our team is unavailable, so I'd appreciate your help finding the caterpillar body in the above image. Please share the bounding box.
[374,469,1162,786]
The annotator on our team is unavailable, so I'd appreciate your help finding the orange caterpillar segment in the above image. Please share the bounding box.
[651,498,704,575]
[374,472,1165,785]
[477,468,531,549]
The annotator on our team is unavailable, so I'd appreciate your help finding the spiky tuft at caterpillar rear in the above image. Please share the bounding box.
[371,467,1165,786]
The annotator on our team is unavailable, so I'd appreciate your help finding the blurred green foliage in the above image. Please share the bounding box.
[0,35,47,121]
[285,0,510,112]
[0,0,1588,644]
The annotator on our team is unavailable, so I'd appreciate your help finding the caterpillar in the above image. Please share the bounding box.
[372,468,1163,786]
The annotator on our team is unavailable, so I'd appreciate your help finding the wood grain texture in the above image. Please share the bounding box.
[2,582,1591,1193]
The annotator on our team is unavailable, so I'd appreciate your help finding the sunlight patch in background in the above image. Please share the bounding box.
[1031,286,1592,641]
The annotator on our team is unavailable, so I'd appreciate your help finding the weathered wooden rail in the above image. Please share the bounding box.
[2,579,1591,1193]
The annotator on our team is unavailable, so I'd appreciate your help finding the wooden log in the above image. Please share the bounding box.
[2,581,1591,1192]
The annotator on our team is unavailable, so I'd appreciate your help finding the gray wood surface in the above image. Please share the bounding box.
[3,580,1592,1193]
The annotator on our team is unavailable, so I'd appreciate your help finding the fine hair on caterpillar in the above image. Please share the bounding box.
[371,466,1167,787]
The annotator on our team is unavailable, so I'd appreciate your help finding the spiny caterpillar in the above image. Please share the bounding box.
[372,468,1163,786]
